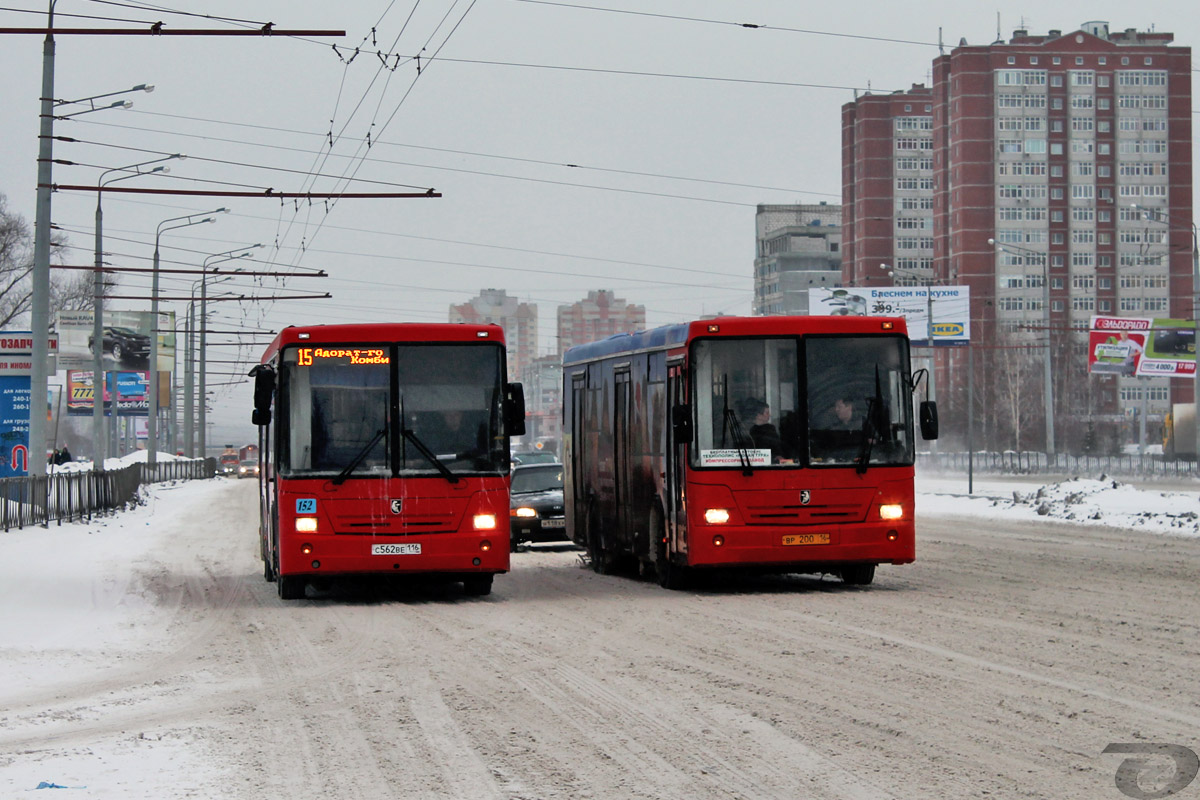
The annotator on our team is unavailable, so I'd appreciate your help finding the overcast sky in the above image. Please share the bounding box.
[1,0,1197,449]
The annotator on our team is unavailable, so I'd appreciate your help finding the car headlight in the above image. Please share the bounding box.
[512,507,537,518]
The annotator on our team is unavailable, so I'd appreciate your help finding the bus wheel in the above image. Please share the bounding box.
[653,514,688,590]
[841,564,875,586]
[277,575,306,600]
[463,575,493,596]
[263,556,276,583]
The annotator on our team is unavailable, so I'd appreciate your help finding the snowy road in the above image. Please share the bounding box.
[2,477,1198,799]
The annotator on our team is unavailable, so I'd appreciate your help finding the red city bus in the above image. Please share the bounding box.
[249,323,526,599]
[562,315,938,589]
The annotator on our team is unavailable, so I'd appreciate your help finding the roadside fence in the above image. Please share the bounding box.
[920,450,1199,479]
[1,458,218,532]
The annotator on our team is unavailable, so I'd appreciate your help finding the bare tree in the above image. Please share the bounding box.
[0,191,94,326]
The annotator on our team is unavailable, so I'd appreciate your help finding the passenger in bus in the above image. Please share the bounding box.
[737,398,794,464]
[829,396,859,430]
[427,409,489,461]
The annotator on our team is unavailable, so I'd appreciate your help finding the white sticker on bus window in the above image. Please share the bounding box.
[699,449,771,467]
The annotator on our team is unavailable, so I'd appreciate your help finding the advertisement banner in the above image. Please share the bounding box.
[0,375,30,477]
[810,286,971,346]
[0,330,58,375]
[56,310,174,373]
[1088,316,1196,378]
[66,370,150,416]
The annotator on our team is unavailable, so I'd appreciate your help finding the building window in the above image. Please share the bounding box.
[1052,98,1063,109]
[1051,119,1063,132]
[905,104,912,111]
[1051,74,1064,87]
[1098,75,1110,87]
[1098,97,1110,110]
[1144,57,1152,65]
[1121,57,1129,65]
[1099,57,1107,65]
[1053,56,1061,65]
[1007,56,1016,65]
[1097,120,1110,133]
[1075,57,1084,65]
[1050,143,1063,155]
[1051,277,1065,289]
[1052,300,1065,312]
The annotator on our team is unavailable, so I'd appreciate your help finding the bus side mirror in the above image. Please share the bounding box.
[919,401,939,440]
[671,404,693,443]
[505,382,526,437]
[249,364,275,427]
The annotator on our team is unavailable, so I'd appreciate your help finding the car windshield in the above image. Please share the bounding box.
[514,452,557,465]
[511,465,563,493]
[278,342,509,478]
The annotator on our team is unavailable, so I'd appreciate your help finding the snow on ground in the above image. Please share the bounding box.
[0,455,1197,795]
[916,472,1200,536]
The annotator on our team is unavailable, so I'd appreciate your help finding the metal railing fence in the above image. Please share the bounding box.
[1,458,217,531]
[920,451,1199,479]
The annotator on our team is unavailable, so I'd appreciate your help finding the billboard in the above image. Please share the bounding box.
[810,286,971,346]
[0,375,30,477]
[56,310,174,372]
[0,331,58,375]
[66,370,151,416]
[1088,316,1196,378]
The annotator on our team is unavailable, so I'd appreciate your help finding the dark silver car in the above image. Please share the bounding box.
[509,464,567,551]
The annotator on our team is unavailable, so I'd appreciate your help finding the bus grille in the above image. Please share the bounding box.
[736,488,874,526]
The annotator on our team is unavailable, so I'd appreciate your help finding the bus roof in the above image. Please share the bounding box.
[260,322,506,364]
[562,315,909,365]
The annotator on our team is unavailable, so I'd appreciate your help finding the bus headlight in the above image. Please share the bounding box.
[296,517,318,533]
[473,513,497,530]
[704,508,730,524]
[879,504,904,520]
[512,507,537,518]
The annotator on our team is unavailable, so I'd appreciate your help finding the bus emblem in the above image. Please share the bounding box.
[390,499,403,514]
[799,490,811,505]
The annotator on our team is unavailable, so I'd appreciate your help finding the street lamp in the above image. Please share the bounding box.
[31,75,155,476]
[149,209,228,467]
[188,246,259,458]
[988,238,1055,458]
[880,263,938,454]
[92,155,183,467]
[1133,203,1200,470]
[54,83,153,119]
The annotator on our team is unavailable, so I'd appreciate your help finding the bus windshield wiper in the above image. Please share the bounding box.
[332,427,387,486]
[719,374,753,475]
[402,427,460,484]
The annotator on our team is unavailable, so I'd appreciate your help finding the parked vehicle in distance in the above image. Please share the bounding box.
[512,450,559,466]
[219,453,239,475]
[509,463,568,551]
[87,326,151,365]
[238,459,260,479]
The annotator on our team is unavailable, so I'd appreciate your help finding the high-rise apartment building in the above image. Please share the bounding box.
[449,288,537,381]
[753,203,843,315]
[842,85,935,288]
[557,290,645,355]
[846,24,1192,450]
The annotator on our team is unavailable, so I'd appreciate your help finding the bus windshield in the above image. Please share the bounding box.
[690,335,913,469]
[278,342,508,478]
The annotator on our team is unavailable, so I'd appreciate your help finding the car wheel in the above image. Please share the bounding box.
[462,575,493,596]
[111,342,124,361]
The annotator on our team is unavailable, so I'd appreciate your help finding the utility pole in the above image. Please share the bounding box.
[15,14,345,476]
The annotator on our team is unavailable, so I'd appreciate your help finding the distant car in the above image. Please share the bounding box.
[509,463,567,551]
[219,454,239,475]
[237,459,260,479]
[512,450,559,466]
[87,326,150,365]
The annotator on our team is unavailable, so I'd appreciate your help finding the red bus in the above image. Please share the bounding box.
[249,323,526,599]
[562,315,937,589]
